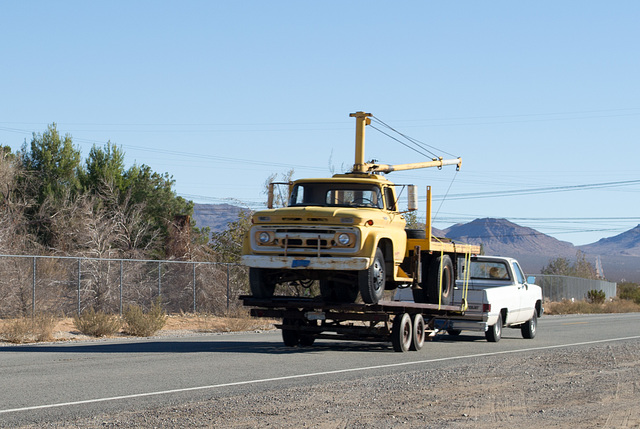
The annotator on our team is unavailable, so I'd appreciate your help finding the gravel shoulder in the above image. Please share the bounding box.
[12,334,640,428]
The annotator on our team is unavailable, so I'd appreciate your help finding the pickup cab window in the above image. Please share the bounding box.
[512,262,525,284]
[464,261,511,281]
[289,183,383,208]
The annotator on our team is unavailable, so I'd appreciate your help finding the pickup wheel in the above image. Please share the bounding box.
[391,313,412,352]
[521,310,537,339]
[426,255,454,305]
[249,268,276,299]
[410,313,426,351]
[485,313,502,342]
[358,248,385,304]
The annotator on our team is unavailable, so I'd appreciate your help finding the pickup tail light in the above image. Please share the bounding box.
[482,303,491,313]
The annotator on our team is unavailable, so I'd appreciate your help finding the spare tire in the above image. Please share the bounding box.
[426,255,454,305]
[405,229,426,239]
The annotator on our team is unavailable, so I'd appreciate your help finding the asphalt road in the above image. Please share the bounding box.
[1,312,640,427]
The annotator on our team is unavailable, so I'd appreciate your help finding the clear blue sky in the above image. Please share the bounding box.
[2,1,639,246]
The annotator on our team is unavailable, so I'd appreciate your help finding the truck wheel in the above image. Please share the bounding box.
[427,255,454,305]
[410,313,425,351]
[281,318,300,347]
[485,313,502,342]
[391,313,412,352]
[521,310,537,339]
[249,268,276,299]
[358,248,385,304]
[299,335,316,347]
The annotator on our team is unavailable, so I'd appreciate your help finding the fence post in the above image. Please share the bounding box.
[158,261,162,297]
[226,264,230,312]
[120,260,123,316]
[192,262,196,313]
[77,258,81,314]
[32,257,36,317]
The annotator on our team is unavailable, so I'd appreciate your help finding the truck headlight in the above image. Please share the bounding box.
[337,233,351,246]
[258,232,271,244]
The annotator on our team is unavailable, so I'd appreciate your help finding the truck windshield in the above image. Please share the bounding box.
[464,261,512,281]
[289,183,383,208]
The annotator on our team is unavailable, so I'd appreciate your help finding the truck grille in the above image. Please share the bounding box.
[250,225,359,255]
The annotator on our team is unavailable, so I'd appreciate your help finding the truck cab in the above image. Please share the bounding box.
[241,111,481,306]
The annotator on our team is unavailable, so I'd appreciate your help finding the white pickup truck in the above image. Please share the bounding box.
[440,255,543,342]
[395,255,543,342]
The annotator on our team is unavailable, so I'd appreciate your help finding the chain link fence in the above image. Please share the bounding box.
[534,274,617,302]
[0,254,249,317]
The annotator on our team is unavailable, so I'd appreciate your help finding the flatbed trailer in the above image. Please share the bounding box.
[241,295,468,352]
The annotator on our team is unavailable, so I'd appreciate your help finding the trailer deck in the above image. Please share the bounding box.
[241,295,468,352]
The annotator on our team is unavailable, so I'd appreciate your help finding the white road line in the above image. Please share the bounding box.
[2,335,639,415]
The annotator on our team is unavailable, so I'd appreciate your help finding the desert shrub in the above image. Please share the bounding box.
[73,308,121,337]
[587,289,606,304]
[618,282,640,304]
[0,313,58,343]
[123,299,166,337]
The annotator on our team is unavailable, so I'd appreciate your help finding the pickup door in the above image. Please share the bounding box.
[510,260,537,323]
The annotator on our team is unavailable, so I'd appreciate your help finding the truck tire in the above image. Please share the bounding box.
[521,310,537,339]
[426,255,454,305]
[358,248,385,304]
[391,313,412,352]
[249,268,276,299]
[410,313,425,351]
[485,313,502,342]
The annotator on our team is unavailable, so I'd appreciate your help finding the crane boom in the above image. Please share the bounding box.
[349,111,461,174]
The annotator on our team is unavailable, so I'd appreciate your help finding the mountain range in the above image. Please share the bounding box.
[193,205,640,282]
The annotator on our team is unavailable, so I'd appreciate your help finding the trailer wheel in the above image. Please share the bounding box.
[426,255,454,305]
[521,310,537,339]
[249,268,276,299]
[391,313,412,352]
[281,318,300,347]
[410,313,425,351]
[485,313,502,342]
[359,248,385,304]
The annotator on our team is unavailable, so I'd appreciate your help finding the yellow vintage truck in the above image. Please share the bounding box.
[241,112,481,307]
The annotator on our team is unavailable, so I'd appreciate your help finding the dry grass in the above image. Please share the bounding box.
[545,298,640,315]
[0,313,58,344]
[13,298,640,344]
[193,309,277,333]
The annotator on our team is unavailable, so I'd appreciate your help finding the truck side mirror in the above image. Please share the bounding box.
[407,185,418,211]
[527,276,536,284]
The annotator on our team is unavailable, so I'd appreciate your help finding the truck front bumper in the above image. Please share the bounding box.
[241,255,370,270]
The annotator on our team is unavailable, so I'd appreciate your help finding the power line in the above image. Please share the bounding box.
[429,180,640,201]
